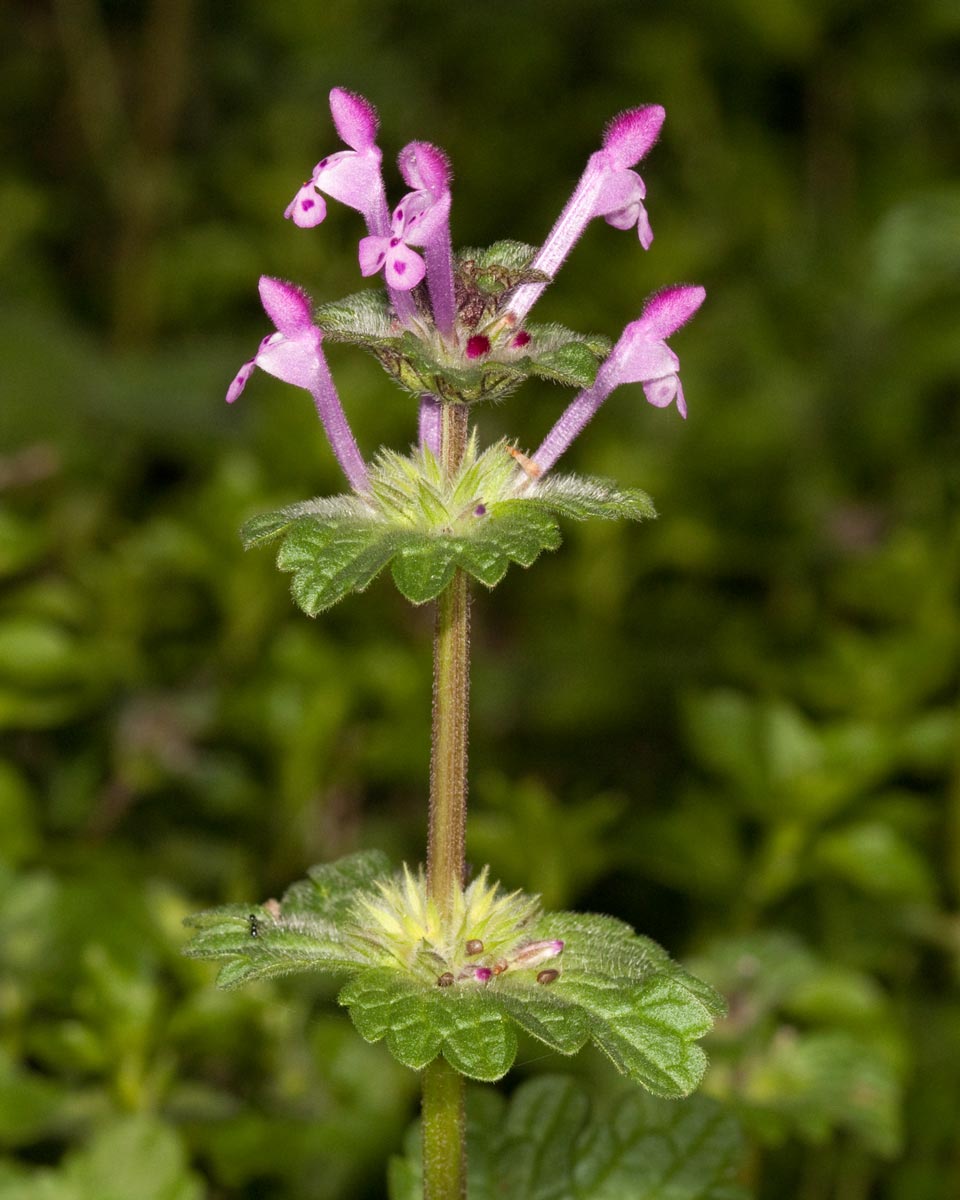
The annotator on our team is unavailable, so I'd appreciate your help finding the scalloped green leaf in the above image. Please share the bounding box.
[340,969,444,1069]
[512,324,612,391]
[240,509,302,548]
[278,519,398,615]
[389,1075,750,1200]
[282,849,393,921]
[571,974,711,1096]
[183,850,391,988]
[182,909,365,989]
[339,969,517,1082]
[495,987,589,1053]
[388,508,562,604]
[240,495,372,549]
[184,856,720,1094]
[338,917,718,1091]
[390,539,459,604]
[308,252,611,403]
[242,445,655,613]
[528,339,602,388]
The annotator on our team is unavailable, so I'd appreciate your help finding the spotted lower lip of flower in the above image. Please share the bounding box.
[226,276,369,493]
[284,182,327,228]
[358,225,426,289]
[284,87,390,237]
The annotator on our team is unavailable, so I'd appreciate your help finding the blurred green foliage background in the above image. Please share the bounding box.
[1,0,959,1197]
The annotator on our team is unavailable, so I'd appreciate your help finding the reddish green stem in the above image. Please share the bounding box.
[423,401,470,1200]
[427,402,471,914]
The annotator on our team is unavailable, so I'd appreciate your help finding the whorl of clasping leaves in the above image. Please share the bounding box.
[225,87,705,612]
[240,433,655,611]
[184,852,725,1094]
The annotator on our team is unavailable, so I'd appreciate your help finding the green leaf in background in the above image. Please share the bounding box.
[814,821,936,902]
[468,773,626,909]
[0,1115,203,1200]
[0,508,49,578]
[389,1075,750,1200]
[691,932,904,1156]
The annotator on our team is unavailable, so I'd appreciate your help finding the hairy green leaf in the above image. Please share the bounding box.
[339,969,517,1081]
[314,289,396,343]
[184,854,721,1093]
[279,520,399,614]
[282,849,393,921]
[527,474,657,522]
[240,444,655,614]
[240,495,371,549]
[183,850,389,988]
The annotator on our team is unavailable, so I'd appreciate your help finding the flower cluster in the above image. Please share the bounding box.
[352,865,563,987]
[228,87,705,494]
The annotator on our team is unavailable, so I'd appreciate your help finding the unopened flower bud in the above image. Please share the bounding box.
[511,939,564,969]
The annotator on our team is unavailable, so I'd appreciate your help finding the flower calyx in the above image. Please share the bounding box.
[354,865,564,987]
[313,241,609,406]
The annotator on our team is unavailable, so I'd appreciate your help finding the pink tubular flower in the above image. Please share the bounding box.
[530,284,706,474]
[398,141,456,335]
[227,276,369,493]
[506,105,665,325]
[607,284,706,415]
[284,88,390,237]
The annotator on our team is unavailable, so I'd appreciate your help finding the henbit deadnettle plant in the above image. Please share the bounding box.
[186,88,717,1200]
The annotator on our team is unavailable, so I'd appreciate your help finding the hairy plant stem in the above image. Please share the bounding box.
[427,402,471,912]
[423,401,470,1200]
[422,1056,468,1200]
